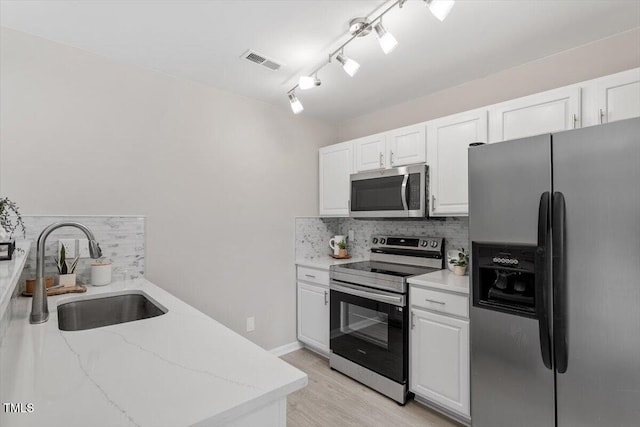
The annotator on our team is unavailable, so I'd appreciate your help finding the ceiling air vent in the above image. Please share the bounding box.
[241,50,282,71]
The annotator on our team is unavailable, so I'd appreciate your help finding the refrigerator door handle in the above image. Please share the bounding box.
[536,191,553,369]
[553,191,568,373]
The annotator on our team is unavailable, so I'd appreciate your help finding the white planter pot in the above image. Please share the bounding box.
[58,273,76,288]
[453,265,467,276]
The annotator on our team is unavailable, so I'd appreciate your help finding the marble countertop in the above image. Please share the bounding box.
[0,240,31,323]
[0,278,307,427]
[408,269,470,295]
[295,257,367,270]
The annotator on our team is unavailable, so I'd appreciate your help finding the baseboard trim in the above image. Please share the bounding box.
[270,341,303,357]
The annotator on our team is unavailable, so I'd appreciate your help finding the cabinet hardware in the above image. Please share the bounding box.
[599,109,605,124]
[425,298,446,305]
[390,150,395,165]
[324,290,328,305]
[305,274,316,278]
[411,311,415,329]
[431,195,436,208]
[379,152,384,168]
[572,114,578,129]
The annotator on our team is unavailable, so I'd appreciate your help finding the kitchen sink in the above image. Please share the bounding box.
[57,292,167,331]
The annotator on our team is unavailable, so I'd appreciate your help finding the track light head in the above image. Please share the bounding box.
[373,22,398,54]
[336,52,360,77]
[424,0,455,21]
[288,92,304,114]
[298,75,321,90]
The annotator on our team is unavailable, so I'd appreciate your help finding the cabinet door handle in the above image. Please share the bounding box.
[305,274,316,279]
[431,195,436,209]
[379,152,384,168]
[390,150,395,165]
[425,298,446,305]
[324,290,328,305]
[572,114,578,129]
[599,108,605,124]
[411,311,415,329]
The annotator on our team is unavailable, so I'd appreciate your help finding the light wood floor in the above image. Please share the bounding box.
[281,348,461,427]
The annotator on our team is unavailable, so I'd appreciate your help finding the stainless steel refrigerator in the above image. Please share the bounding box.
[468,117,640,427]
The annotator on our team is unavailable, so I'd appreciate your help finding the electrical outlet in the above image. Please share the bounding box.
[58,239,76,257]
[77,239,90,258]
[348,229,355,241]
[246,316,255,332]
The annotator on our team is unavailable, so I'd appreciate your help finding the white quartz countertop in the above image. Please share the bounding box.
[0,240,31,323]
[0,278,307,427]
[408,269,470,295]
[295,257,366,270]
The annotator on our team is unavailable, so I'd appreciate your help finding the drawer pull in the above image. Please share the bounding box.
[305,274,316,278]
[425,298,446,305]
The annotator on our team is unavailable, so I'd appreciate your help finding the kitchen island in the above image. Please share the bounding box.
[0,276,307,427]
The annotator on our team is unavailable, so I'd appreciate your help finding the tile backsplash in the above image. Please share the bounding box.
[19,215,145,287]
[295,217,469,261]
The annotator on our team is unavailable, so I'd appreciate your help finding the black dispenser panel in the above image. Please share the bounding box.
[472,242,538,318]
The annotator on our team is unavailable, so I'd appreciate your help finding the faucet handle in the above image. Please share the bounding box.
[89,240,102,259]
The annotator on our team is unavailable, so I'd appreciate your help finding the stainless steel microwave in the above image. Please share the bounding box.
[349,164,427,218]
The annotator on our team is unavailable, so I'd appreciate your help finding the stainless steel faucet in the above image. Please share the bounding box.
[30,222,102,324]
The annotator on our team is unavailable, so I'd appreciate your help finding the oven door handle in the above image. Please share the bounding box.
[330,281,405,306]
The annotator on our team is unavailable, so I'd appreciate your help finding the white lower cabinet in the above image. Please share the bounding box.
[296,269,330,354]
[410,288,470,419]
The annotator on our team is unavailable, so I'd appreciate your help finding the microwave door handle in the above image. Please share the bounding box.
[401,174,409,210]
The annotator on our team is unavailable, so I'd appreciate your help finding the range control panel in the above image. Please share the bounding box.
[371,236,443,254]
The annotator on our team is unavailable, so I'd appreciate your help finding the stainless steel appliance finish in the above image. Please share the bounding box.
[58,292,167,331]
[469,135,555,427]
[329,235,444,404]
[468,117,640,427]
[552,120,640,426]
[30,222,103,324]
[349,164,427,218]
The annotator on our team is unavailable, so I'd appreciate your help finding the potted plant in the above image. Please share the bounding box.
[0,197,26,261]
[337,240,348,258]
[56,244,80,287]
[449,249,469,276]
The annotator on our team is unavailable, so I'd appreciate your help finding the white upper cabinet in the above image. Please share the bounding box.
[489,86,581,143]
[387,123,427,167]
[427,109,487,217]
[353,133,387,172]
[353,124,426,172]
[319,141,353,217]
[596,68,640,124]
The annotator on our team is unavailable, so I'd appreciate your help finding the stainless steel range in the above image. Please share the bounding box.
[329,235,444,404]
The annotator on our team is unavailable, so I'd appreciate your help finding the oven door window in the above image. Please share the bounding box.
[351,175,405,211]
[330,289,407,383]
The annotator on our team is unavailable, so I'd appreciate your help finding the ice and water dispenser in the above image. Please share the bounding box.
[472,242,538,318]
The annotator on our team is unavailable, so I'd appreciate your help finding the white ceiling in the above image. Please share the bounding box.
[1,1,639,122]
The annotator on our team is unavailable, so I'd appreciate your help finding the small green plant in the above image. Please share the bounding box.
[337,240,347,250]
[55,244,79,275]
[449,248,469,267]
[0,197,26,240]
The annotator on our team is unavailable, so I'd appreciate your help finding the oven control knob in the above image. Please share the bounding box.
[513,259,519,265]
[492,257,499,263]
[372,238,378,244]
[430,241,438,248]
[421,241,428,247]
[380,238,386,244]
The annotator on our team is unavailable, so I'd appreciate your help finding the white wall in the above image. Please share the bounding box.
[337,28,640,140]
[0,28,337,350]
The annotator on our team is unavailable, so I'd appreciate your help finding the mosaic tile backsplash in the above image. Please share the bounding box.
[295,217,469,261]
[19,216,145,287]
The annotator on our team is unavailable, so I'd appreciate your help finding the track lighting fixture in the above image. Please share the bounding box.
[288,92,303,114]
[336,51,360,77]
[424,0,456,22]
[373,21,398,54]
[298,75,321,90]
[286,0,455,114]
